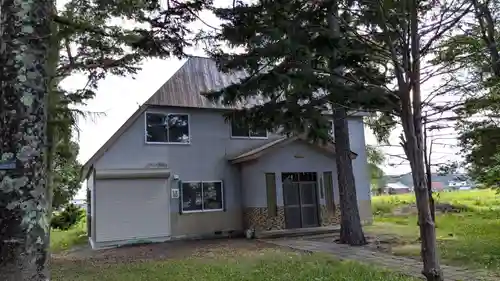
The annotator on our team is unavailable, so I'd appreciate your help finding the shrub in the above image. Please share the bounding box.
[372,202,393,215]
[51,203,85,231]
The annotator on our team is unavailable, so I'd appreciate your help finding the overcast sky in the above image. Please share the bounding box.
[58,0,462,199]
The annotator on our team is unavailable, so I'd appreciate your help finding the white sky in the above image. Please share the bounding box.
[58,0,461,199]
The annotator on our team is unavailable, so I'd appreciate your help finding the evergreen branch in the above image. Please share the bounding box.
[419,2,473,56]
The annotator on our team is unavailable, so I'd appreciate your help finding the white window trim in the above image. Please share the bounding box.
[229,120,268,139]
[181,180,224,213]
[144,111,191,145]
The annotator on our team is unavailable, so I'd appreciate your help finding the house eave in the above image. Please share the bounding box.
[228,136,357,165]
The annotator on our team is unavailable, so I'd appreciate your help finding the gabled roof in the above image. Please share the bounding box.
[145,55,369,116]
[229,135,357,164]
[81,57,251,180]
[145,56,257,109]
[81,56,365,180]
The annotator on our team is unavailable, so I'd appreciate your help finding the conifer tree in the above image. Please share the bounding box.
[206,0,397,245]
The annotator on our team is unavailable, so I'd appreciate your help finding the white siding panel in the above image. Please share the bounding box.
[95,179,170,242]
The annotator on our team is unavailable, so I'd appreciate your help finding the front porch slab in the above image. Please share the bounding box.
[255,226,340,239]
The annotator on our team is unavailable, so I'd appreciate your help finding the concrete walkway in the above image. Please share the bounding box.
[264,238,496,281]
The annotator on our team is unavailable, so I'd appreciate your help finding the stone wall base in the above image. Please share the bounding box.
[243,204,348,231]
[243,207,285,231]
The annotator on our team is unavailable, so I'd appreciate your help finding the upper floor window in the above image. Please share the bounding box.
[145,112,190,144]
[230,119,267,139]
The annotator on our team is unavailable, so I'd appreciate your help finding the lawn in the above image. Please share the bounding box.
[52,251,418,281]
[50,216,87,253]
[50,221,417,281]
[367,189,500,274]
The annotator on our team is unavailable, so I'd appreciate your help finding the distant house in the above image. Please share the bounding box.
[71,199,87,210]
[383,182,412,194]
[431,181,445,192]
[383,173,475,192]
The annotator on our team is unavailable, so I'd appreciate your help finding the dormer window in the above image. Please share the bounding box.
[230,119,268,139]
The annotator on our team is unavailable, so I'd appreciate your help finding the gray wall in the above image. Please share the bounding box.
[335,117,371,202]
[241,141,339,208]
[93,106,370,212]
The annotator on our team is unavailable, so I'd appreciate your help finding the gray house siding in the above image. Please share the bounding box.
[338,117,371,201]
[241,141,338,208]
[91,105,372,239]
[93,106,281,237]
[240,140,342,231]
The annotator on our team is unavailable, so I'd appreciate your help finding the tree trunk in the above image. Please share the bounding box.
[407,145,442,281]
[333,107,367,246]
[422,126,436,223]
[46,4,62,213]
[408,0,442,278]
[0,0,53,280]
[426,166,436,223]
[326,0,366,246]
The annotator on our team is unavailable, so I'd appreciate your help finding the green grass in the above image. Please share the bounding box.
[372,189,499,215]
[52,252,418,281]
[368,189,500,273]
[50,217,87,253]
[372,189,500,214]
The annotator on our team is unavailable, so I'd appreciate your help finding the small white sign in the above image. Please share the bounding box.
[171,188,180,199]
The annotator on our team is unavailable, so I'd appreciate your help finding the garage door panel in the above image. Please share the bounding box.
[95,179,170,242]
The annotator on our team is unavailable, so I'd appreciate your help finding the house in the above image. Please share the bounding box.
[383,182,412,194]
[70,199,87,210]
[383,173,475,192]
[82,56,373,250]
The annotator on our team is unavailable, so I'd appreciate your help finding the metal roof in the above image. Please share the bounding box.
[145,56,256,109]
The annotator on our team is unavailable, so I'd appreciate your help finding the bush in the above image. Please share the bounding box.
[51,203,85,231]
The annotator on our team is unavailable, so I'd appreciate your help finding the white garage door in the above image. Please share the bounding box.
[95,178,170,242]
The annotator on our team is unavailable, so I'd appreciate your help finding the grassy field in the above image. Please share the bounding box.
[368,189,500,274]
[49,189,499,279]
[52,251,418,281]
[372,189,499,215]
[50,217,87,253]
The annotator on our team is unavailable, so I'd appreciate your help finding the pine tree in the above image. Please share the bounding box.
[206,0,396,245]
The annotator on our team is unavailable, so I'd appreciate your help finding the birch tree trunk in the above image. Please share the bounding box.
[0,0,53,280]
[328,0,366,246]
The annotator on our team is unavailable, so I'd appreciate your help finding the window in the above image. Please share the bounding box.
[230,119,267,138]
[145,112,190,144]
[181,181,223,213]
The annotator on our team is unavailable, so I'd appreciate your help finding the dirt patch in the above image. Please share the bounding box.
[51,238,285,265]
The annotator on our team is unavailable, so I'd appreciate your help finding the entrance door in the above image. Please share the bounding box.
[282,172,319,229]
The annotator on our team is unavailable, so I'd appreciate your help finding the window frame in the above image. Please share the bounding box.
[229,119,268,139]
[144,111,191,145]
[180,180,224,214]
